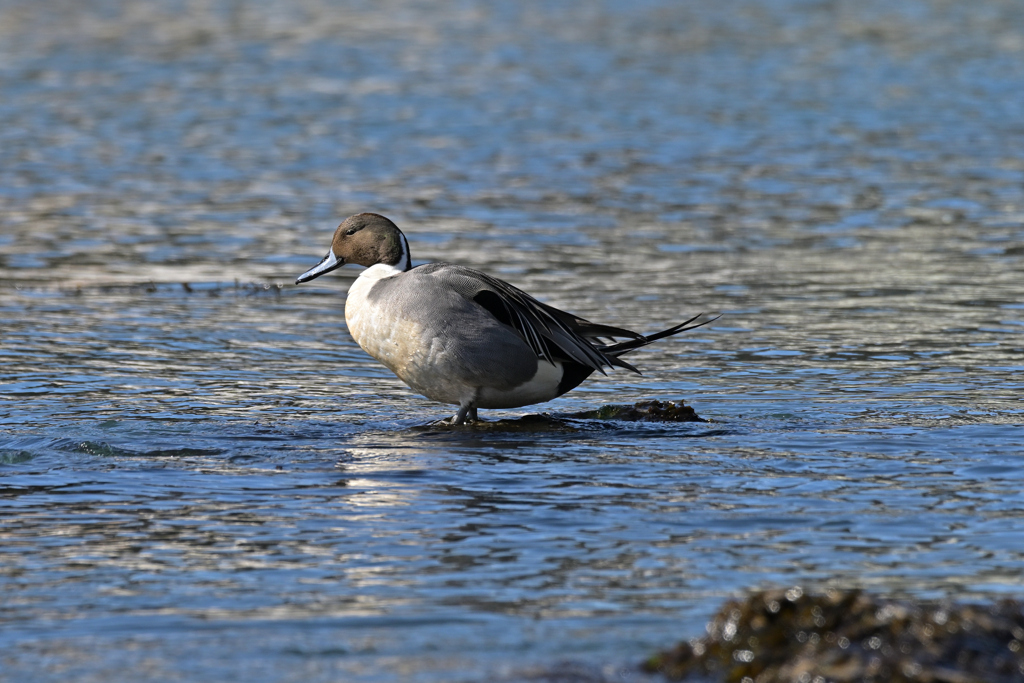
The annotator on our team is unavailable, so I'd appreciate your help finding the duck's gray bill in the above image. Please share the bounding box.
[296,248,343,284]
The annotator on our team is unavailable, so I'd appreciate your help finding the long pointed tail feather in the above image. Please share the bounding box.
[600,313,719,357]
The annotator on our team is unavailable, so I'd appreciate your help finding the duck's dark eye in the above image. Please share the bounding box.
[345,227,358,236]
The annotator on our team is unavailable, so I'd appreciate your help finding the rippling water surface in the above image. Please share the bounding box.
[2,1,1024,681]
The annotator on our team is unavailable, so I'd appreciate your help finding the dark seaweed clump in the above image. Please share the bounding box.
[421,400,706,430]
[568,400,705,422]
[644,588,1024,682]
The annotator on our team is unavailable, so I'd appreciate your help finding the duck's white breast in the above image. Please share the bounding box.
[346,266,417,373]
[344,265,475,406]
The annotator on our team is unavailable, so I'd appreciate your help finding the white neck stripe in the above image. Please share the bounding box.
[397,232,412,271]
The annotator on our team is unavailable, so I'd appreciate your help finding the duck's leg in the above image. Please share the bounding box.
[452,400,478,425]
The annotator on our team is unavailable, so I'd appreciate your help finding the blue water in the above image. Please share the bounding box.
[2,0,1024,681]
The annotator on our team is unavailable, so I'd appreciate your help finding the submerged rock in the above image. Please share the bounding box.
[644,588,1024,682]
[567,400,705,423]
[417,400,707,430]
[422,413,582,432]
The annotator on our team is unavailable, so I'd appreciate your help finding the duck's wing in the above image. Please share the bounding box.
[422,264,642,375]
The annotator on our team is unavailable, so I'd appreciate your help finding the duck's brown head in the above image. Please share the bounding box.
[295,213,411,284]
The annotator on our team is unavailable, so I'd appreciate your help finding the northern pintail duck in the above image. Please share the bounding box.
[296,213,712,424]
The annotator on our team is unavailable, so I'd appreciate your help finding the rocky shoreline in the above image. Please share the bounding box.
[644,588,1024,683]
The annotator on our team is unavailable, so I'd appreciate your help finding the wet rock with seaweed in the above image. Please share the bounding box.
[415,400,707,431]
[644,589,1024,683]
[566,400,705,423]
